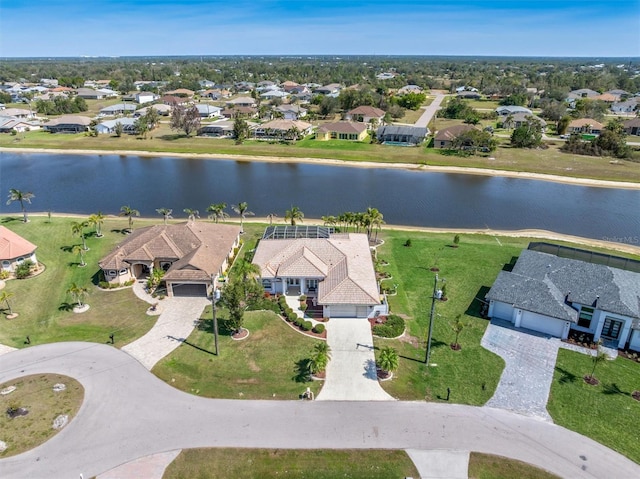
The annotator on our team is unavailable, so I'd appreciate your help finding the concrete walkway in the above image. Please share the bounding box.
[97,450,180,479]
[316,318,394,401]
[415,94,446,128]
[406,449,470,479]
[481,319,559,421]
[122,296,209,370]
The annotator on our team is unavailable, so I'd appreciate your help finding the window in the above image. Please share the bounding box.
[262,279,272,289]
[119,269,128,275]
[578,306,593,328]
[108,270,116,276]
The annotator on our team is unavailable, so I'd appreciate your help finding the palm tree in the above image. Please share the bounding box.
[0,291,15,315]
[322,215,337,227]
[587,345,608,383]
[232,202,254,232]
[308,342,332,375]
[6,189,35,223]
[67,283,89,308]
[365,207,384,241]
[72,244,87,267]
[184,208,200,223]
[377,346,399,376]
[88,212,105,237]
[71,220,89,251]
[285,206,304,226]
[236,259,261,283]
[451,317,464,350]
[156,208,173,225]
[266,213,278,225]
[206,203,229,223]
[119,205,140,233]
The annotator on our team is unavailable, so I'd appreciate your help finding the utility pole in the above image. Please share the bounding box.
[425,273,439,365]
[211,279,220,355]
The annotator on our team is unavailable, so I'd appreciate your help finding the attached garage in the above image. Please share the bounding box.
[170,283,208,297]
[324,305,370,318]
[629,329,640,352]
[491,301,514,322]
[520,310,567,337]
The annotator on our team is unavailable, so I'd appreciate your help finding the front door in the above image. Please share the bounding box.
[601,317,623,339]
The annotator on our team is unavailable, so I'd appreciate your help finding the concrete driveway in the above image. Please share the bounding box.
[1,342,638,479]
[481,318,560,421]
[414,93,446,128]
[317,318,394,401]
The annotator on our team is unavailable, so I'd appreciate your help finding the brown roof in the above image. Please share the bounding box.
[165,88,194,96]
[0,226,37,260]
[259,119,312,131]
[253,233,380,306]
[317,121,368,135]
[45,115,92,126]
[99,222,241,280]
[623,118,640,128]
[347,105,386,117]
[568,118,604,129]
[434,124,477,141]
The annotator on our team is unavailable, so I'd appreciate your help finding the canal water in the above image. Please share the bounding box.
[1,152,638,244]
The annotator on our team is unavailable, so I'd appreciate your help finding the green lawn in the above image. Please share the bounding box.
[548,349,640,463]
[152,309,323,400]
[162,448,420,479]
[468,452,560,479]
[0,215,155,348]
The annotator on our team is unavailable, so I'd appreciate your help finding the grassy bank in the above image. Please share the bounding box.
[2,125,640,183]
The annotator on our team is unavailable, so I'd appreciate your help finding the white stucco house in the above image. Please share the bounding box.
[0,226,38,273]
[252,229,386,318]
[486,248,640,351]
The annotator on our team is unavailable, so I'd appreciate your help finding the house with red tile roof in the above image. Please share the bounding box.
[345,105,386,125]
[316,121,368,141]
[0,226,38,273]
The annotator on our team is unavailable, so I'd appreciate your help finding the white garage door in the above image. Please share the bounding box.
[172,283,208,297]
[330,305,357,318]
[521,311,566,337]
[492,301,514,322]
[356,306,369,318]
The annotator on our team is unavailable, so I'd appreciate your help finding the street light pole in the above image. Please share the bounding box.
[425,273,439,365]
[211,278,220,356]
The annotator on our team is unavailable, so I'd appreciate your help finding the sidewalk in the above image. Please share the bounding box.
[97,450,180,479]
[406,449,470,479]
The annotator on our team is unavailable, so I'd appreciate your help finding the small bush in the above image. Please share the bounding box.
[300,303,308,311]
[312,324,325,334]
[0,270,10,280]
[299,295,307,302]
[294,317,304,327]
[373,314,405,338]
[301,320,313,331]
[287,311,298,322]
[404,239,412,247]
[15,260,34,279]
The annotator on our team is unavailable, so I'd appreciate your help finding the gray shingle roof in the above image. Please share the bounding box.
[486,250,640,321]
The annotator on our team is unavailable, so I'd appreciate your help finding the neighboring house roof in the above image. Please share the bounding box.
[165,88,194,96]
[0,226,37,260]
[44,115,91,127]
[568,88,600,99]
[226,96,256,105]
[258,119,312,131]
[377,125,428,139]
[135,104,172,115]
[276,105,307,114]
[1,108,31,117]
[253,233,380,306]
[568,118,604,130]
[486,250,640,322]
[623,118,640,128]
[434,124,477,142]
[347,105,385,118]
[99,222,241,282]
[317,121,368,135]
[495,105,532,116]
[195,104,222,115]
[501,113,547,127]
[99,103,137,114]
[397,85,423,95]
[96,118,137,132]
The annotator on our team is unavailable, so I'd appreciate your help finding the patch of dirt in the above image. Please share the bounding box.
[583,375,599,386]
[632,391,640,402]
[247,360,261,373]
[450,343,461,351]
[235,378,258,384]
[231,328,249,340]
[397,333,421,348]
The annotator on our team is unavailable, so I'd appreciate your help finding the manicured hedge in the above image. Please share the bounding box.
[312,324,325,334]
[373,314,405,338]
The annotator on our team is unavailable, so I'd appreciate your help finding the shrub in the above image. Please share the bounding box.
[300,303,308,312]
[294,317,305,328]
[15,259,35,279]
[301,320,313,331]
[312,324,325,334]
[0,270,10,280]
[373,314,405,338]
[287,311,298,322]
[299,295,307,302]
[404,239,412,247]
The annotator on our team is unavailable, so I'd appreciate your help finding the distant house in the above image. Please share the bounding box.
[376,72,396,80]
[135,104,172,117]
[457,91,481,100]
[222,106,258,119]
[275,104,307,120]
[75,88,118,100]
[252,231,385,318]
[98,103,137,117]
[486,248,640,352]
[198,120,237,138]
[314,83,342,96]
[495,105,532,116]
[195,104,223,118]
[0,116,40,133]
[345,106,386,126]
[0,226,38,273]
[611,98,640,114]
[567,88,600,99]
[201,88,231,100]
[43,115,91,133]
[226,97,257,108]
[95,118,138,135]
[397,85,424,95]
[623,118,640,136]
[500,113,547,130]
[1,108,33,119]
[99,222,241,297]
[260,90,288,100]
[134,92,158,104]
[165,88,194,98]
[377,125,428,145]
[567,118,604,135]
[434,124,477,149]
[316,121,368,141]
[253,119,312,140]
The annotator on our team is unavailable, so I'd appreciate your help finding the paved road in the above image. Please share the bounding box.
[414,94,446,128]
[1,343,637,479]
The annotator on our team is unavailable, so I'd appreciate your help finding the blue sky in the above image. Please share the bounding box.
[1,0,638,57]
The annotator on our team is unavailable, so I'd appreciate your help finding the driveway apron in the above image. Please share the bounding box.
[316,318,394,401]
[481,318,560,421]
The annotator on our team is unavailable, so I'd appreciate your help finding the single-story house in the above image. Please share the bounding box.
[611,98,640,114]
[135,104,172,117]
[316,121,368,141]
[485,249,640,351]
[377,125,428,145]
[397,85,424,95]
[457,91,481,100]
[99,222,242,297]
[98,103,138,117]
[433,124,478,149]
[567,118,604,135]
[253,119,313,140]
[260,90,288,100]
[135,92,159,104]
[165,88,194,98]
[0,116,40,133]
[201,88,232,100]
[252,232,385,318]
[495,105,532,116]
[226,97,257,108]
[222,106,258,119]
[198,120,235,137]
[567,88,600,99]
[42,115,91,133]
[314,83,342,96]
[623,118,640,136]
[161,95,189,106]
[95,118,138,135]
[75,88,117,100]
[195,104,223,118]
[499,113,547,130]
[0,226,38,273]
[275,104,307,120]
[1,108,33,119]
[345,105,386,125]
